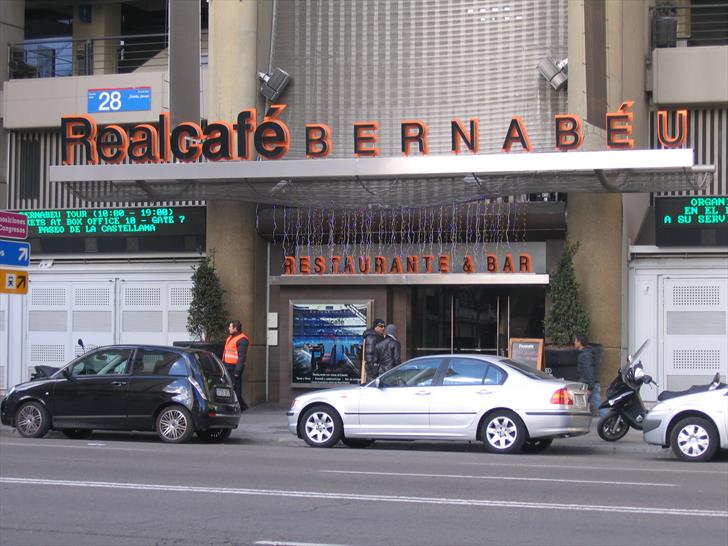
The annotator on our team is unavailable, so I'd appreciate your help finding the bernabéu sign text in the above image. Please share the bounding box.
[61,102,689,165]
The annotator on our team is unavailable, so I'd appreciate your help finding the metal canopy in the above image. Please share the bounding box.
[50,149,712,209]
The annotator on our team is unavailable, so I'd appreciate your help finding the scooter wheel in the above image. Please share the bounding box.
[597,412,630,441]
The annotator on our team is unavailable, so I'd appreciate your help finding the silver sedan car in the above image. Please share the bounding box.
[287,354,592,454]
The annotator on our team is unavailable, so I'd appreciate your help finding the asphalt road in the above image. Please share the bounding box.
[1,406,727,546]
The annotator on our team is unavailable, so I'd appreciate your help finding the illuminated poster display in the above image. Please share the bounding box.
[290,301,371,385]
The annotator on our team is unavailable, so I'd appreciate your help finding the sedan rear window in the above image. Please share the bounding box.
[500,359,554,380]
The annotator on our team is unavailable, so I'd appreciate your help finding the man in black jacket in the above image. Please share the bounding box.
[375,323,401,376]
[362,318,385,380]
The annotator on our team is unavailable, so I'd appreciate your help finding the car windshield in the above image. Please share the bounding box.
[499,359,555,380]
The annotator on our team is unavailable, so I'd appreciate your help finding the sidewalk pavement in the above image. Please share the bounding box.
[238,402,660,454]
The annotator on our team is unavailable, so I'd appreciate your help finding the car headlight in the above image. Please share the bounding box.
[5,386,16,399]
[290,398,302,411]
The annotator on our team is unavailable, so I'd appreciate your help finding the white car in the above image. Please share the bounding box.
[287,354,592,454]
[643,373,728,462]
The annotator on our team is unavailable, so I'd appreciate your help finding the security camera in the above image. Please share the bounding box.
[537,57,568,90]
[257,67,291,102]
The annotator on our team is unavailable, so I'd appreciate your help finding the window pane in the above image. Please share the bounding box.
[71,349,132,376]
[131,350,187,376]
[194,351,225,378]
[443,358,488,386]
[380,358,441,388]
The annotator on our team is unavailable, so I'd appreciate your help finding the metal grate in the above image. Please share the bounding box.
[671,285,721,306]
[30,344,65,362]
[672,349,721,370]
[75,287,111,307]
[124,287,161,307]
[31,288,66,307]
[169,287,193,308]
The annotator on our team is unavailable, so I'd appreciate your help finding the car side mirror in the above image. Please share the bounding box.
[373,378,382,388]
[62,367,75,381]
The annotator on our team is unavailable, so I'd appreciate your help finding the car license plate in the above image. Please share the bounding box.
[575,394,586,407]
[215,387,232,398]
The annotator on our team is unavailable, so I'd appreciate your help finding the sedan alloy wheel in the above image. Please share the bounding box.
[670,417,718,462]
[482,410,526,454]
[15,401,50,438]
[301,405,343,448]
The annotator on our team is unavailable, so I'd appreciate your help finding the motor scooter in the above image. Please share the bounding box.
[597,339,657,441]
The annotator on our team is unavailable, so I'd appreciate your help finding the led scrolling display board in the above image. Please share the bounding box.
[655,196,728,246]
[21,206,204,237]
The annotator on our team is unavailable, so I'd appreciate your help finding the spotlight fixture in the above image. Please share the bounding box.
[257,67,291,101]
[537,57,568,90]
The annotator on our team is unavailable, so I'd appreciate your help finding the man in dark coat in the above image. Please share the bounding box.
[223,319,249,411]
[375,324,401,376]
[575,334,605,417]
[362,318,385,380]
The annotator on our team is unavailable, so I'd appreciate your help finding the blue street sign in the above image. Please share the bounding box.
[87,86,152,113]
[0,239,30,268]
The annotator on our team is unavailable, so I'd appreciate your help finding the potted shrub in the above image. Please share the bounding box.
[543,241,591,379]
[174,252,228,358]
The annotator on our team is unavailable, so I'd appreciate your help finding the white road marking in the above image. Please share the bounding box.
[321,469,675,487]
[459,460,728,475]
[0,441,152,453]
[2,477,725,518]
[255,542,349,546]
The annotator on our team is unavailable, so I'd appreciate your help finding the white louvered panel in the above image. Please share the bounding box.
[29,311,67,331]
[73,311,113,332]
[123,311,163,332]
[0,366,6,389]
[168,310,189,332]
[662,277,728,391]
[0,310,5,332]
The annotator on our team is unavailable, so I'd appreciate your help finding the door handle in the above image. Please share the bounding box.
[111,381,127,387]
[414,390,431,396]
[476,389,493,395]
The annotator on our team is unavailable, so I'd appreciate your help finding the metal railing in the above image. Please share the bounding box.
[651,3,728,49]
[7,33,169,79]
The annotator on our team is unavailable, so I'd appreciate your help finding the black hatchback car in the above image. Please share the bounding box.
[0,345,241,443]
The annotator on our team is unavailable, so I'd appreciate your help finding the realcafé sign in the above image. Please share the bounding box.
[61,102,688,165]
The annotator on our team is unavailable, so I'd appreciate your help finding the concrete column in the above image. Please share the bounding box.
[207,0,267,404]
[72,3,121,75]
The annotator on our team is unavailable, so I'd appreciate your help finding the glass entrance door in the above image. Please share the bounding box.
[410,287,508,357]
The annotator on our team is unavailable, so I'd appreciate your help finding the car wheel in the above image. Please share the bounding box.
[197,428,232,443]
[521,438,553,454]
[15,401,50,438]
[301,405,343,448]
[341,438,375,449]
[481,410,526,454]
[597,412,630,441]
[61,429,93,440]
[156,406,195,443]
[670,417,719,462]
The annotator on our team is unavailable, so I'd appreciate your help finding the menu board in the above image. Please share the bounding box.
[508,338,544,371]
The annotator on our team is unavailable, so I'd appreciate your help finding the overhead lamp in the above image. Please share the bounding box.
[257,67,291,101]
[537,57,568,90]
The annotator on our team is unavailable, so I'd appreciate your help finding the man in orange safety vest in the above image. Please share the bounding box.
[223,319,249,411]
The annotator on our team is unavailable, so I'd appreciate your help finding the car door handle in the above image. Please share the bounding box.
[414,390,431,396]
[476,389,493,395]
[111,381,127,387]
